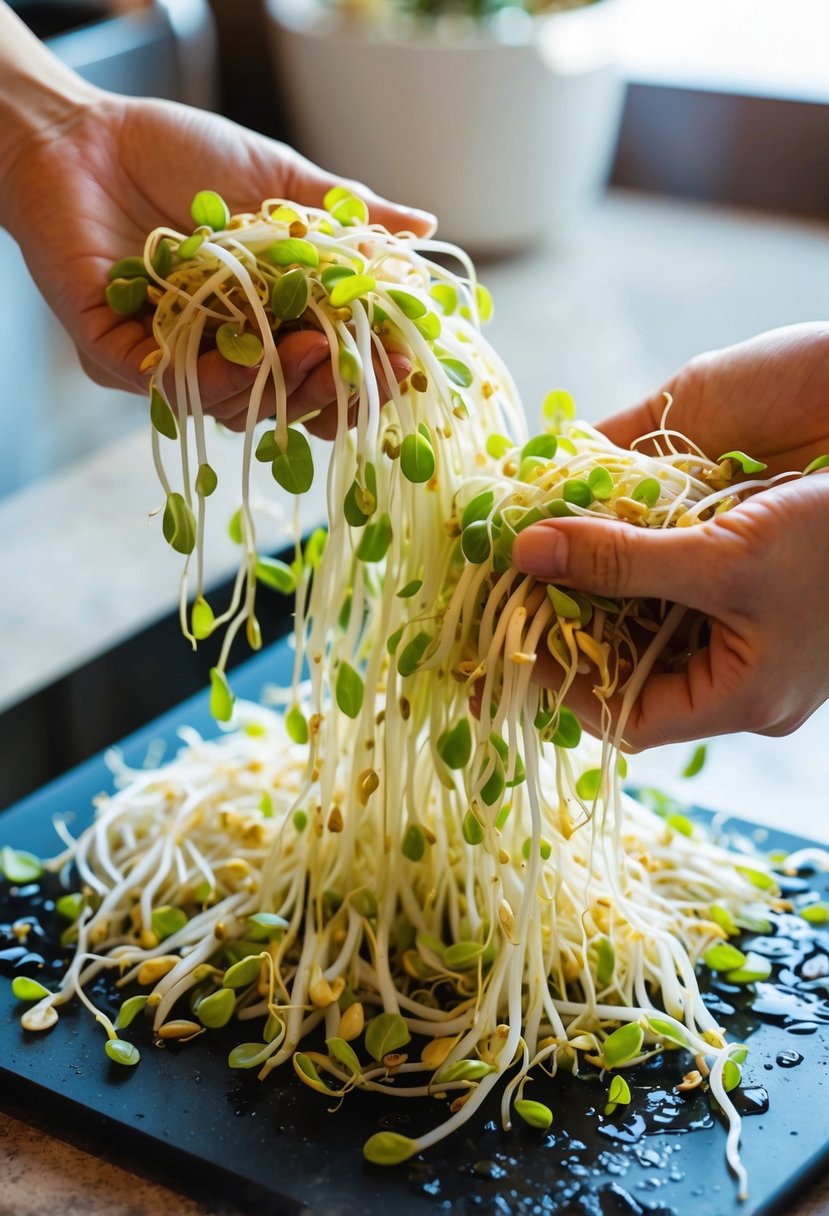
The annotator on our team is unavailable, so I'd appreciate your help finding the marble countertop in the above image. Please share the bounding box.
[1,189,829,1214]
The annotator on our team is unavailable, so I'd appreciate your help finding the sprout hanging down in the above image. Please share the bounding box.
[14,189,829,1199]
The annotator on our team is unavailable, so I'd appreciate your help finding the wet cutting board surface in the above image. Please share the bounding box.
[1,638,828,1216]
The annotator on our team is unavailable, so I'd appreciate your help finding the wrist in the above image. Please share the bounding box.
[0,7,99,231]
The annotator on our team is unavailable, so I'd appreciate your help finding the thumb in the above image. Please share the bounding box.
[283,149,436,238]
[512,516,720,613]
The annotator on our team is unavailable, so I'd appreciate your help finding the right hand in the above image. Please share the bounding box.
[513,324,829,748]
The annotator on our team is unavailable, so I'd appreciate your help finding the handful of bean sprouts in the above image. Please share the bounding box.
[18,189,823,1197]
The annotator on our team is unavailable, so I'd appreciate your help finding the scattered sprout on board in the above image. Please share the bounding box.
[9,189,829,1197]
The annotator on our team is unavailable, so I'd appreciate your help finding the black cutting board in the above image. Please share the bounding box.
[1,639,828,1216]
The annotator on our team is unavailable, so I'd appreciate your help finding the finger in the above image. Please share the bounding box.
[279,147,437,237]
[594,386,675,452]
[512,517,724,615]
[288,349,411,429]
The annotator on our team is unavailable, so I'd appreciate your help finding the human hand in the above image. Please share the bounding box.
[1,89,435,434]
[513,324,829,747]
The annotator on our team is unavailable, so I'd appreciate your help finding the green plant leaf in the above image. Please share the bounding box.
[265,238,319,268]
[437,718,472,769]
[461,490,494,530]
[485,434,511,459]
[195,462,218,497]
[336,662,364,718]
[647,1016,689,1048]
[563,479,592,508]
[402,824,426,862]
[430,283,458,314]
[550,707,582,749]
[725,951,772,984]
[719,450,767,475]
[435,1058,494,1083]
[804,454,829,475]
[115,995,149,1029]
[522,434,557,462]
[216,323,263,368]
[462,809,485,845]
[228,1042,269,1069]
[703,943,747,972]
[272,427,314,495]
[177,233,204,260]
[587,466,613,500]
[547,585,581,619]
[608,1075,631,1105]
[329,274,376,308]
[105,277,148,316]
[197,987,236,1028]
[1,848,43,883]
[11,976,50,1001]
[190,190,229,230]
[286,705,309,744]
[191,593,213,641]
[162,492,196,555]
[271,268,309,320]
[363,1131,416,1165]
[542,389,576,425]
[596,937,615,986]
[603,1022,644,1067]
[575,768,602,801]
[443,941,484,970]
[326,1036,362,1074]
[256,556,297,593]
[461,521,491,564]
[387,288,427,319]
[800,902,829,925]
[223,955,262,989]
[365,1011,411,1062]
[151,905,188,940]
[397,579,422,599]
[400,431,435,483]
[356,512,392,562]
[709,904,739,936]
[514,1099,553,1129]
[105,1038,140,1067]
[397,631,431,677]
[209,667,234,722]
[438,357,473,388]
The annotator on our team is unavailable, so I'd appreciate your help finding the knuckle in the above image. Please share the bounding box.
[588,526,634,593]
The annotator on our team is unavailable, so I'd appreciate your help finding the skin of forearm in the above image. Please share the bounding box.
[0,3,98,227]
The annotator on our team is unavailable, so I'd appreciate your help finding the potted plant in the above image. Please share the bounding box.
[266,0,625,252]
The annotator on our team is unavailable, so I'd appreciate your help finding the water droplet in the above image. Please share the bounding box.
[776,1050,804,1068]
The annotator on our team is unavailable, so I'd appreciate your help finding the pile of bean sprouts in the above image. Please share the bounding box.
[18,190,819,1196]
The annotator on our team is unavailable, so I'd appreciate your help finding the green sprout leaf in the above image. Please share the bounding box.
[195,462,218,497]
[223,955,262,989]
[402,823,426,862]
[596,937,615,986]
[603,1022,644,1067]
[522,434,557,462]
[265,238,319,268]
[725,951,772,984]
[272,427,314,495]
[722,1059,742,1092]
[197,987,236,1029]
[152,238,172,278]
[1,848,43,884]
[461,490,494,530]
[105,1038,140,1067]
[563,479,592,508]
[608,1075,632,1106]
[435,1058,494,1083]
[365,1011,411,1063]
[514,1099,553,1129]
[550,707,582,749]
[228,1042,269,1069]
[588,466,614,500]
[719,450,768,475]
[326,1036,362,1075]
[438,357,473,388]
[336,662,364,719]
[191,596,214,640]
[327,191,369,226]
[442,942,484,971]
[271,268,309,321]
[105,277,148,316]
[575,768,603,802]
[190,190,229,230]
[397,579,422,599]
[356,512,392,562]
[55,893,84,921]
[542,389,576,426]
[430,283,458,314]
[397,632,431,677]
[177,233,204,260]
[804,454,829,475]
[547,585,581,619]
[209,667,234,723]
[304,527,327,568]
[400,431,435,483]
[486,434,511,459]
[11,976,50,1001]
[703,943,747,972]
[631,477,660,507]
[162,492,196,555]
[475,283,494,323]
[256,556,297,594]
[437,718,472,769]
[735,865,778,892]
[709,904,739,936]
[329,274,376,308]
[151,905,188,940]
[647,1016,689,1048]
[800,902,829,925]
[108,256,147,281]
[462,809,485,845]
[115,995,149,1029]
[286,705,309,744]
[387,289,427,319]
[461,521,491,564]
[363,1131,416,1166]
[216,323,263,368]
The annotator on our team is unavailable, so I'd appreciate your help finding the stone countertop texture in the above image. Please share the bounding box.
[1,190,828,1213]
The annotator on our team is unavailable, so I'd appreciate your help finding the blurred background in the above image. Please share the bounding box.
[1,0,829,825]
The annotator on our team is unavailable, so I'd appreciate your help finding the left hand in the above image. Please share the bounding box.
[1,90,435,434]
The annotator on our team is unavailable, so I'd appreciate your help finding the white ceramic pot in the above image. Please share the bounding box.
[266,0,625,253]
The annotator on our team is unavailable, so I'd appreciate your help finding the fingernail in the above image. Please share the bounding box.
[513,525,568,578]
